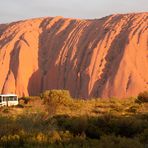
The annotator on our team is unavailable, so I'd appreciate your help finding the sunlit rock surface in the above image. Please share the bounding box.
[0,13,147,98]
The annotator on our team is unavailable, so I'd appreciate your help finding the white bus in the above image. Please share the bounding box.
[0,94,18,106]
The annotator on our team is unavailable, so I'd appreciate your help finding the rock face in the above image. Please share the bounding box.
[0,13,147,98]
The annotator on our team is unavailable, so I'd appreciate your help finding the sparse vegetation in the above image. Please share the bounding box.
[0,90,147,147]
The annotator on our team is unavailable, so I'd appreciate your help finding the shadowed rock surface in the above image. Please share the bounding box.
[0,13,147,98]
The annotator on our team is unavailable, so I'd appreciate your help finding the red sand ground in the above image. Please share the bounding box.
[0,13,147,98]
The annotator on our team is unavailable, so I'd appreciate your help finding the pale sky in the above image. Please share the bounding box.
[0,0,148,23]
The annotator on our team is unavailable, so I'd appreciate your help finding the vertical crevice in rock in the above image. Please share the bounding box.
[126,74,132,92]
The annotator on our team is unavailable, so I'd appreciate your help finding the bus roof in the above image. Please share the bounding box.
[0,94,17,97]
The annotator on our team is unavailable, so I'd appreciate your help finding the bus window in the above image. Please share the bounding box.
[14,96,17,101]
[10,97,13,101]
[3,97,7,101]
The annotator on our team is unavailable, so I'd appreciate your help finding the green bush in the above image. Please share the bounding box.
[136,91,148,103]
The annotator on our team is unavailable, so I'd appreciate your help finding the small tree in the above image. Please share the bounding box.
[41,90,72,116]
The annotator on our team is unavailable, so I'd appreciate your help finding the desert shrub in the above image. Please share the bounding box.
[86,114,148,138]
[0,116,13,136]
[63,136,88,147]
[0,134,20,147]
[57,116,102,139]
[36,132,48,143]
[108,117,148,138]
[19,97,31,104]
[139,128,148,144]
[85,124,102,139]
[56,114,148,139]
[136,91,148,103]
[72,117,88,135]
[2,107,9,113]
[98,135,143,148]
[59,131,73,141]
[92,108,105,114]
[41,90,72,105]
[16,104,24,108]
[41,90,72,116]
[125,104,140,113]
[0,113,147,147]
[57,116,88,135]
[16,113,48,133]
[0,116,22,137]
[48,130,61,143]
